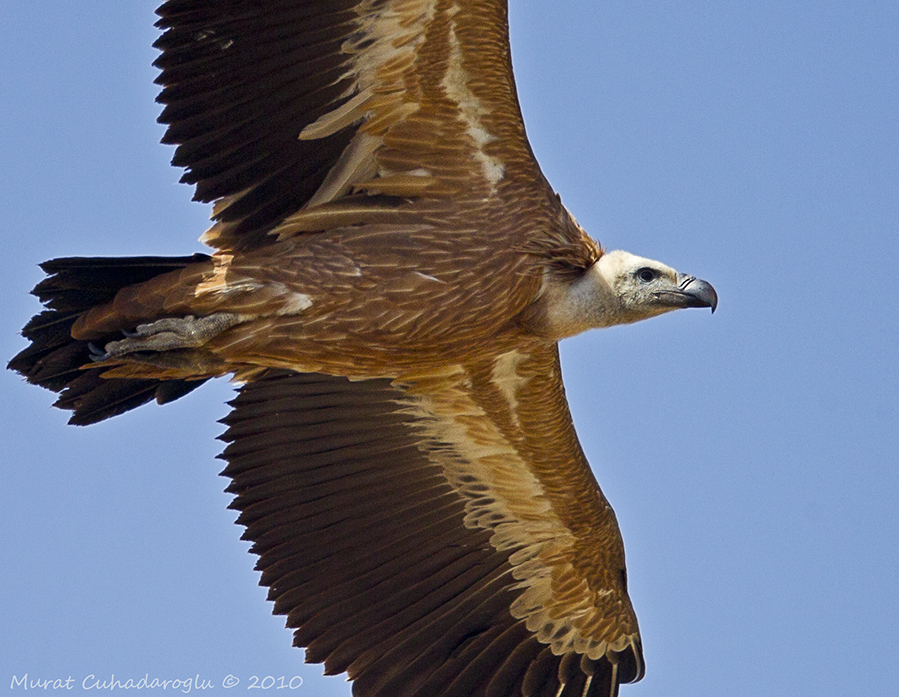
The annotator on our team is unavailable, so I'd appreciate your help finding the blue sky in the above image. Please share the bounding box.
[2,2,897,696]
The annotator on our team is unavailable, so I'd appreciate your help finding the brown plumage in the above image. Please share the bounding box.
[9,2,719,696]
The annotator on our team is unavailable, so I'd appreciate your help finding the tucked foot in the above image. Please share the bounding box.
[94,312,242,360]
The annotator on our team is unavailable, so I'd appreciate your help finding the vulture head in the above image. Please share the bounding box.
[538,250,718,339]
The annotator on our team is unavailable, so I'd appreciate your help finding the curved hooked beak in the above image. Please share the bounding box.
[655,273,718,313]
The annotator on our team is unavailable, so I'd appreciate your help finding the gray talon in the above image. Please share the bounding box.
[88,342,110,361]
[99,313,241,358]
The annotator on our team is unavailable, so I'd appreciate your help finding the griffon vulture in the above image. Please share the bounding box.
[9,2,717,696]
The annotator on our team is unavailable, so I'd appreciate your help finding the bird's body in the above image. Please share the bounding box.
[9,2,716,696]
[72,200,551,378]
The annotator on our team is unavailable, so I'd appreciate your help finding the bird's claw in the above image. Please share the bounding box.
[91,313,241,360]
[88,342,110,361]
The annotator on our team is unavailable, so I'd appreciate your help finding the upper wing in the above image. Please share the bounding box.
[220,343,643,697]
[154,0,549,251]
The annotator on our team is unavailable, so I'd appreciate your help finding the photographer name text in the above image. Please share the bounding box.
[9,674,305,693]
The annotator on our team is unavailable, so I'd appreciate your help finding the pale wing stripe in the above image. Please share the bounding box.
[441,9,505,190]
[399,352,637,660]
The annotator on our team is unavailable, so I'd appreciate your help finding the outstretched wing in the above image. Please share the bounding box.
[154,0,550,251]
[220,342,643,697]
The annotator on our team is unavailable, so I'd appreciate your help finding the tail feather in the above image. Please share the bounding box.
[9,254,213,426]
[55,371,206,427]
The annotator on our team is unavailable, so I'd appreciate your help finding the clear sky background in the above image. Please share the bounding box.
[1,2,897,696]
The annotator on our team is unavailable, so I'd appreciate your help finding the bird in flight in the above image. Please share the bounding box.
[10,2,717,696]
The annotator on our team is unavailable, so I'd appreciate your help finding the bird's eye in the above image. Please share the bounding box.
[636,268,657,283]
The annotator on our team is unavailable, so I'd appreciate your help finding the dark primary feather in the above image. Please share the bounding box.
[154,0,365,248]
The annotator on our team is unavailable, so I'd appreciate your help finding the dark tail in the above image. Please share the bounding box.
[9,254,213,426]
